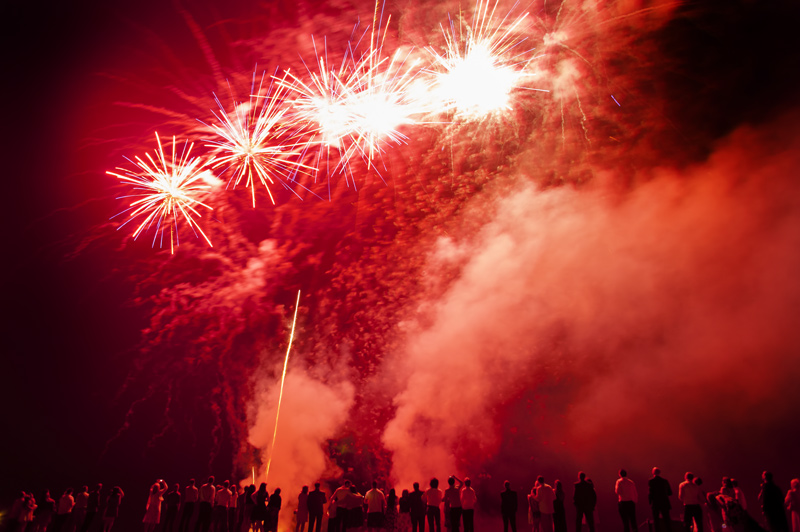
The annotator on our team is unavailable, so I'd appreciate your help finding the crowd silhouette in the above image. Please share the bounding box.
[4,469,798,532]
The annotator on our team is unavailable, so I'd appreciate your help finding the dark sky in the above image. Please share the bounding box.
[3,0,800,528]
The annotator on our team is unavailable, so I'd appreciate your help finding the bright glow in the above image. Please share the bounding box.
[427,0,535,119]
[108,133,216,253]
[203,72,313,207]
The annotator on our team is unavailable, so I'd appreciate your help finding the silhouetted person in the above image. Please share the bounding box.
[308,483,327,532]
[732,480,747,512]
[759,472,789,532]
[228,486,238,532]
[424,478,444,532]
[534,477,555,532]
[553,481,567,532]
[343,486,363,531]
[163,485,181,532]
[573,473,596,532]
[409,483,426,532]
[444,477,463,532]
[266,488,281,532]
[786,479,799,532]
[365,481,386,532]
[196,477,216,532]
[74,487,90,532]
[239,485,255,532]
[460,479,477,532]
[103,487,124,532]
[648,468,672,532]
[33,491,56,532]
[501,480,518,532]
[679,473,703,532]
[144,480,168,532]
[251,484,269,532]
[296,486,309,532]
[385,489,398,532]
[81,485,103,532]
[179,480,198,532]
[399,489,413,532]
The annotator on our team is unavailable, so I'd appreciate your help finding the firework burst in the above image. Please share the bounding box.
[426,0,541,119]
[108,133,218,253]
[279,28,423,186]
[203,71,315,207]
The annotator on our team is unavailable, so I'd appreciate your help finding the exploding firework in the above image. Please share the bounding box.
[108,133,218,252]
[279,27,423,185]
[425,0,541,119]
[203,71,315,207]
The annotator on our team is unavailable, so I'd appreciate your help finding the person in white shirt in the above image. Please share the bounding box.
[679,473,703,532]
[423,479,444,532]
[364,481,386,532]
[731,480,747,511]
[196,477,217,532]
[180,480,199,532]
[214,482,232,532]
[534,477,556,532]
[615,469,638,532]
[460,479,477,532]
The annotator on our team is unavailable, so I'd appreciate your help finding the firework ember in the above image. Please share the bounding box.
[107,133,218,252]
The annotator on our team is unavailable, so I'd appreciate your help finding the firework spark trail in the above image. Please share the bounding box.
[425,0,542,119]
[264,290,301,482]
[202,70,316,207]
[108,132,217,253]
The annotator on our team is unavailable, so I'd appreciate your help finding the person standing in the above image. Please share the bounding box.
[143,480,168,532]
[501,481,519,532]
[385,489,398,532]
[424,479,444,532]
[573,473,596,532]
[103,487,124,532]
[180,480,199,532]
[54,489,76,532]
[460,479,477,532]
[365,481,387,532]
[228,485,239,532]
[266,488,282,532]
[297,486,310,532]
[679,473,703,532]
[785,479,800,532]
[196,478,217,532]
[759,472,789,532]
[409,483,426,532]
[214,482,232,532]
[330,481,352,532]
[73,487,90,532]
[615,470,638,532]
[33,490,56,532]
[552,481,567,532]
[648,468,672,532]
[443,477,463,532]
[251,484,269,532]
[81,485,103,532]
[308,483,328,532]
[164,484,182,532]
[534,477,555,532]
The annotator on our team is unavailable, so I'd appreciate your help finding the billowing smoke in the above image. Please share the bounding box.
[383,114,800,489]
[248,368,355,501]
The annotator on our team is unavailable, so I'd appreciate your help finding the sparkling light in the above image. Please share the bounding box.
[108,133,217,253]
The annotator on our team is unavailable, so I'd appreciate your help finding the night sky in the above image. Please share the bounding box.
[4,0,800,530]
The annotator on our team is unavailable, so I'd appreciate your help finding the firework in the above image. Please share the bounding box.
[108,133,218,253]
[279,28,423,184]
[203,71,315,207]
[426,0,540,119]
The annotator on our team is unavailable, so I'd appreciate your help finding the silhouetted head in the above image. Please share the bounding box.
[722,478,733,489]
[731,479,739,488]
[314,483,321,490]
[652,468,661,477]
[413,482,420,491]
[151,484,160,494]
[464,478,471,487]
[619,469,627,478]
[208,476,215,484]
[430,478,439,489]
[389,489,396,497]
[81,486,88,493]
[694,478,703,486]
[578,472,586,481]
[274,488,281,495]
[555,481,563,493]
[223,480,230,489]
[685,473,694,481]
[350,486,357,493]
[302,486,308,493]
[537,476,545,485]
[763,471,773,483]
[402,490,409,498]
[448,477,455,487]
[372,481,378,489]
[96,484,103,491]
[344,480,351,488]
[231,485,238,493]
[189,480,195,486]
[65,488,73,495]
[504,480,511,490]
[173,484,180,491]
[259,483,267,492]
